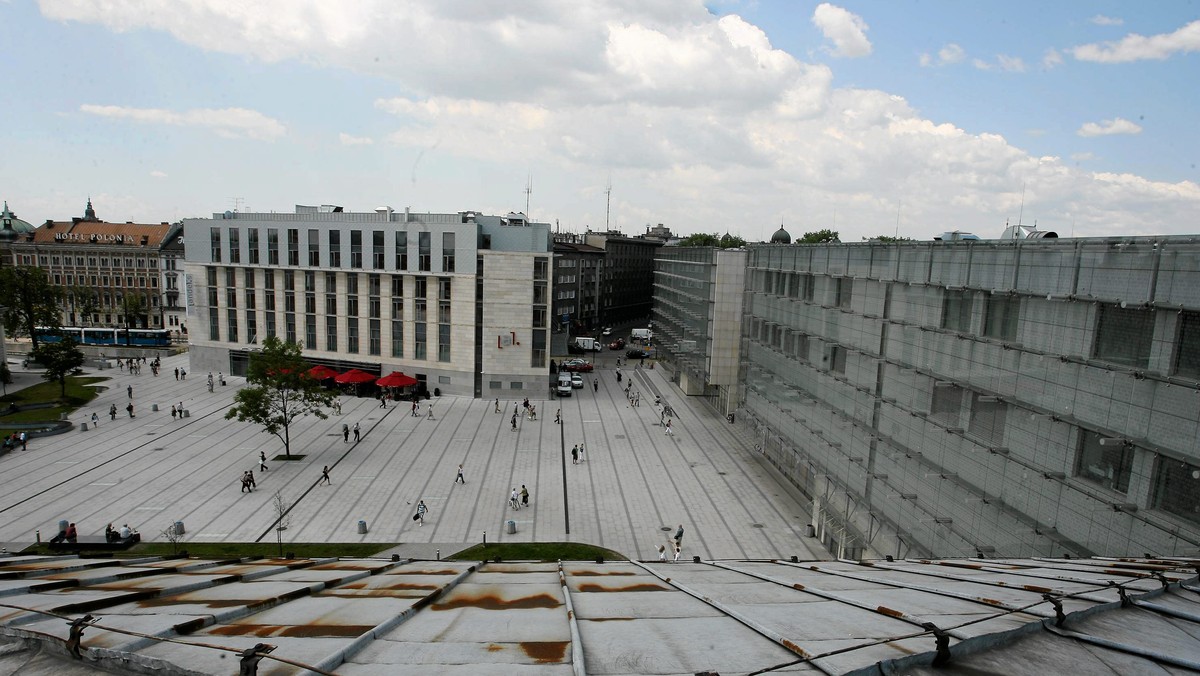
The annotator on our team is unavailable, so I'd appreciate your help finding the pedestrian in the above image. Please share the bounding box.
[19,431,27,451]
[511,414,518,431]
[91,412,99,427]
[415,500,428,526]
[579,444,585,463]
[571,444,579,465]
[240,471,251,493]
[174,367,179,380]
[455,463,465,484]
[320,466,331,485]
[379,396,387,409]
[528,405,536,421]
[411,401,418,417]
[246,470,256,490]
[521,484,529,507]
[109,403,117,421]
[171,405,177,419]
[427,403,434,419]
[353,422,360,442]
[555,409,561,425]
[126,403,135,418]
[674,545,682,563]
[616,371,622,383]
[674,524,684,547]
[178,402,183,416]
[494,398,500,413]
[342,423,349,443]
[118,360,124,372]
[510,487,521,510]
[658,544,667,562]
[260,451,268,472]
[127,385,133,399]
[665,419,673,436]
[180,368,186,380]
[593,379,598,392]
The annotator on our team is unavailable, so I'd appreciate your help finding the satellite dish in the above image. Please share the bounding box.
[223,211,234,219]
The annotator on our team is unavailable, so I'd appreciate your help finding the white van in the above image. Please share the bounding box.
[631,328,653,342]
[557,374,573,397]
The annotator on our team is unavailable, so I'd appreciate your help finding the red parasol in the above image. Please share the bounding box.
[334,368,377,385]
[376,371,419,388]
[306,365,339,380]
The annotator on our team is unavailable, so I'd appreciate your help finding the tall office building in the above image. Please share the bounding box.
[183,206,552,398]
[739,237,1200,560]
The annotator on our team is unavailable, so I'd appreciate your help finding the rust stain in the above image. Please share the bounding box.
[1103,568,1140,578]
[886,641,917,655]
[486,643,503,652]
[792,583,806,591]
[390,568,460,576]
[577,583,669,593]
[209,624,371,638]
[520,641,569,663]
[980,598,1004,606]
[1022,585,1053,594]
[433,593,561,610]
[570,570,636,576]
[876,605,904,618]
[781,638,809,657]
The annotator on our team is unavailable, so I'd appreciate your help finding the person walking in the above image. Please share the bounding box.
[494,398,500,413]
[259,451,268,472]
[674,524,684,548]
[664,419,673,436]
[109,403,117,421]
[427,403,435,419]
[180,369,186,380]
[174,367,179,380]
[19,431,27,451]
[126,402,135,418]
[342,423,349,443]
[673,545,682,563]
[353,422,361,442]
[571,444,579,465]
[91,411,99,427]
[171,405,177,420]
[658,544,667,562]
[246,470,256,490]
[320,466,332,485]
[511,413,518,431]
[127,385,133,400]
[455,464,465,484]
[593,379,598,393]
[415,500,428,526]
[555,409,561,425]
[520,484,529,507]
[510,487,521,510]
[578,444,585,463]
[240,471,251,493]
[379,396,387,409]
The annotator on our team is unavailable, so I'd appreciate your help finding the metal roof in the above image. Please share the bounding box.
[1,553,1198,674]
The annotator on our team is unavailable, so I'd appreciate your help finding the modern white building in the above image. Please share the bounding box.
[737,236,1200,560]
[183,206,552,398]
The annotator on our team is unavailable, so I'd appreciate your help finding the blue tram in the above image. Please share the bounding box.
[34,327,172,347]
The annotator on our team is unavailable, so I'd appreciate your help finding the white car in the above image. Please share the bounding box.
[571,374,584,389]
[601,327,613,336]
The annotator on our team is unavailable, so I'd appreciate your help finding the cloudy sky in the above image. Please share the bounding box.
[2,0,1198,241]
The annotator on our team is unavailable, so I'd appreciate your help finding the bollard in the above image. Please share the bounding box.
[80,423,89,432]
[483,530,487,545]
[436,549,441,561]
[805,524,815,537]
[506,519,516,534]
[357,520,367,534]
[151,404,159,412]
[36,529,40,543]
[173,521,185,536]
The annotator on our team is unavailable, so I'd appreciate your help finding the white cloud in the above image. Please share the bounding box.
[811,3,872,58]
[149,170,168,178]
[1042,48,1063,69]
[1073,19,1200,62]
[1090,15,1124,26]
[338,133,374,146]
[1077,118,1143,137]
[79,104,285,141]
[920,43,964,67]
[973,54,1026,72]
[972,58,991,71]
[1070,152,1096,162]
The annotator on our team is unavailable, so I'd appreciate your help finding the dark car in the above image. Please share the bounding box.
[608,338,626,350]
[626,348,652,359]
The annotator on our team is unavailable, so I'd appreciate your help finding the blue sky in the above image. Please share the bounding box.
[1,0,1197,241]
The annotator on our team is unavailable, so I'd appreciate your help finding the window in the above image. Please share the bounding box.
[414,322,427,360]
[265,311,276,339]
[305,316,317,350]
[533,307,547,328]
[308,229,320,266]
[246,310,257,344]
[344,319,359,353]
[803,274,816,301]
[373,230,385,269]
[391,320,404,357]
[414,276,427,299]
[228,229,240,264]
[828,345,846,374]
[244,268,255,289]
[438,321,451,361]
[395,230,408,269]
[287,229,299,266]
[930,384,964,426]
[209,311,220,341]
[510,382,523,390]
[443,232,455,272]
[1094,303,1153,368]
[983,295,1019,341]
[1076,430,1134,494]
[370,319,381,355]
[1176,311,1200,379]
[1152,457,1200,525]
[836,277,853,309]
[206,267,218,307]
[329,230,341,267]
[439,277,451,301]
[350,230,363,268]
[248,228,260,264]
[347,274,359,316]
[285,313,296,343]
[531,329,546,368]
[418,231,431,271]
[210,227,222,262]
[391,275,404,317]
[968,393,1007,446]
[267,228,280,265]
[326,316,337,351]
[942,289,973,332]
[227,309,239,342]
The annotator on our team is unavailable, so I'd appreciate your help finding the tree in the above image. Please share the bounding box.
[0,267,63,348]
[272,491,292,557]
[120,292,148,341]
[679,232,748,248]
[718,233,747,249]
[225,336,337,458]
[865,235,913,242]
[70,287,101,327]
[31,337,85,398]
[799,229,840,244]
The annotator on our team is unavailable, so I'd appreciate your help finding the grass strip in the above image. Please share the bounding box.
[450,542,625,562]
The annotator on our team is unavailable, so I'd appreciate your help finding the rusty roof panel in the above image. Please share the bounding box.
[343,638,577,673]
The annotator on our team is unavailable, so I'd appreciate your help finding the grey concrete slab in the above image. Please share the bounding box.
[0,351,825,561]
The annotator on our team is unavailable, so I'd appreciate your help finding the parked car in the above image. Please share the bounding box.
[608,338,626,350]
[562,359,594,372]
[571,373,584,389]
[557,375,573,396]
[602,327,613,336]
[626,348,653,359]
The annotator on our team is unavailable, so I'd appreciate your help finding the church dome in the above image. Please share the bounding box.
[770,225,791,244]
[0,201,35,241]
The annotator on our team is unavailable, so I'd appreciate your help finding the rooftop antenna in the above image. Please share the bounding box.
[524,172,533,219]
[230,197,245,213]
[604,177,612,232]
[1017,182,1026,227]
[895,199,901,238]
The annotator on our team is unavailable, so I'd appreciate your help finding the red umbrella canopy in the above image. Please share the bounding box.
[335,368,377,385]
[376,371,418,387]
[306,365,339,380]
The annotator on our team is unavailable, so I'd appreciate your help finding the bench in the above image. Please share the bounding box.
[47,533,141,552]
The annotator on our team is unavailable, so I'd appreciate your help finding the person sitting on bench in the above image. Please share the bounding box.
[64,523,78,544]
[105,523,118,543]
[49,527,68,544]
[118,524,135,541]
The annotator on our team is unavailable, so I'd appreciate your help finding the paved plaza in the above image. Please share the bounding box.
[0,351,826,562]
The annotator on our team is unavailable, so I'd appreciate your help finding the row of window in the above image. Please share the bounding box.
[54,274,159,289]
[37,254,159,269]
[211,227,456,272]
